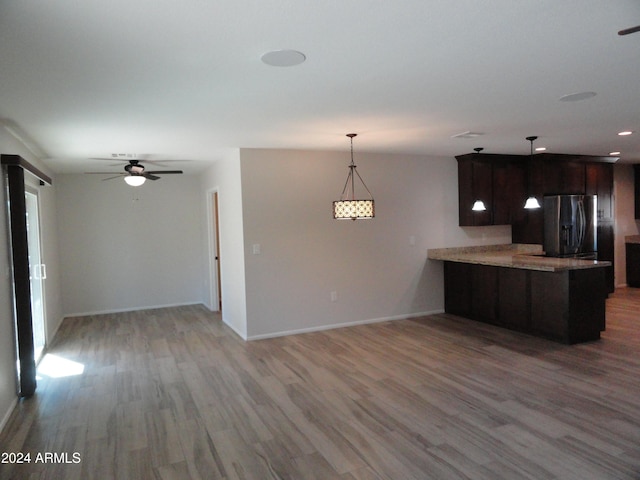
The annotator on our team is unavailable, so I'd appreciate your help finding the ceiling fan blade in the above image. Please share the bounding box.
[89,158,131,164]
[101,175,124,181]
[146,170,183,174]
[141,159,191,166]
[144,173,161,181]
[618,25,640,35]
[85,172,126,175]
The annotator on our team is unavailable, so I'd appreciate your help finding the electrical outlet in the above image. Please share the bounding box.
[330,291,338,302]
[252,244,261,255]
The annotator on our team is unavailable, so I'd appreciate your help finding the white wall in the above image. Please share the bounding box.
[56,173,204,316]
[239,148,511,339]
[199,149,248,339]
[0,127,62,431]
[614,163,640,287]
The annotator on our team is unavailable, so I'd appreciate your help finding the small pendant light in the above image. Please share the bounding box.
[524,136,541,209]
[471,147,487,211]
[333,134,375,220]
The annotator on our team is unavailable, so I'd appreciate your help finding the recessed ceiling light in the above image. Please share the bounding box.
[618,130,633,136]
[535,147,546,152]
[609,151,621,156]
[261,50,306,67]
[559,91,596,102]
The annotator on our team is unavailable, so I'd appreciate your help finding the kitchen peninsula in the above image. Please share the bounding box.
[428,244,611,344]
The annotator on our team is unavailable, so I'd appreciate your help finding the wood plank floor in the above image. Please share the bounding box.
[1,288,640,479]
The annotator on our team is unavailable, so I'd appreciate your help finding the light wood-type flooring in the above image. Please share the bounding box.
[1,288,640,479]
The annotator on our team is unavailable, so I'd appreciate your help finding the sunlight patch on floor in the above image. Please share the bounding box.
[37,354,85,378]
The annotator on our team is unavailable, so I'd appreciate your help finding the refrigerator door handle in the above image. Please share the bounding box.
[577,199,586,248]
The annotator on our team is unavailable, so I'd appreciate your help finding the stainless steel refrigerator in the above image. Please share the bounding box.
[543,195,597,258]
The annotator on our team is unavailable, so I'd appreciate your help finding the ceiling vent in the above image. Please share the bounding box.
[451,131,484,139]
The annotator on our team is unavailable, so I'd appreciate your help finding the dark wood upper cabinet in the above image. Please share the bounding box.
[585,162,614,221]
[493,158,527,225]
[457,156,493,226]
[543,159,585,195]
[457,152,616,229]
[457,153,526,226]
[634,164,640,220]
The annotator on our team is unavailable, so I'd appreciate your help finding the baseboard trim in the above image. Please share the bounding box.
[222,318,248,341]
[246,309,444,341]
[63,302,204,318]
[0,397,18,436]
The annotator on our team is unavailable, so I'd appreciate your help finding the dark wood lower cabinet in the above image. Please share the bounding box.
[627,243,640,288]
[443,261,606,344]
[471,265,499,324]
[444,262,471,316]
[529,268,605,343]
[597,221,615,293]
[497,268,529,331]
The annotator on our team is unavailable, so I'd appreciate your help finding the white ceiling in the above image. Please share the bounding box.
[1,1,639,174]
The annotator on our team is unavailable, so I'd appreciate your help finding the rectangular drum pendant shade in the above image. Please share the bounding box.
[333,199,375,219]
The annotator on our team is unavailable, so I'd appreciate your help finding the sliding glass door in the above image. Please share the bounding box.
[25,189,46,363]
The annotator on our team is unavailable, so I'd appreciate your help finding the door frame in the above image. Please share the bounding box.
[206,188,222,312]
[2,154,51,397]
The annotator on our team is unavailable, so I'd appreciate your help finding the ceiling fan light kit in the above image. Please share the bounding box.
[124,175,146,187]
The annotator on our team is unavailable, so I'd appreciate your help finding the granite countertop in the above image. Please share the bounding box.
[625,235,640,244]
[427,244,611,272]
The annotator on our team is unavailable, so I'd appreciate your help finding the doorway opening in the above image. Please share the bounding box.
[25,188,46,363]
[208,190,222,311]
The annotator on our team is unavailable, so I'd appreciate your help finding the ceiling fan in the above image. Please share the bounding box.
[85,159,183,186]
[618,25,640,35]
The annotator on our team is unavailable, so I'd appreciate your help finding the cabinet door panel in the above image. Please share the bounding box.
[472,161,493,225]
[626,243,640,288]
[498,268,529,330]
[635,165,640,220]
[597,221,615,293]
[457,158,493,226]
[471,265,499,324]
[530,271,569,341]
[544,161,585,195]
[493,161,527,225]
[586,163,613,221]
[444,262,471,316]
[457,159,474,226]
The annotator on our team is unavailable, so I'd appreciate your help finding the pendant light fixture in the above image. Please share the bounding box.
[524,136,541,209]
[471,147,487,211]
[333,133,375,220]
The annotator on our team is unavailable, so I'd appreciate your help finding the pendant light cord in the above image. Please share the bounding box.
[339,134,373,201]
